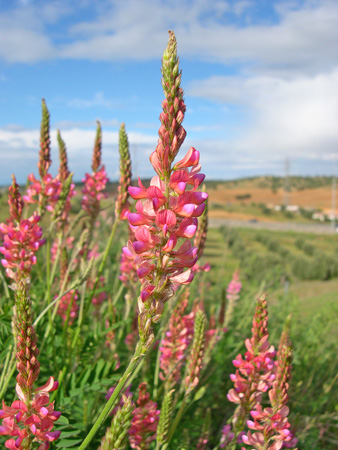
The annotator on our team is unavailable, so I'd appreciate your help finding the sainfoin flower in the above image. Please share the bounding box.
[123,31,207,348]
[223,270,242,327]
[115,122,132,220]
[159,290,195,387]
[0,177,61,450]
[0,378,61,450]
[56,289,79,324]
[81,121,109,222]
[0,180,45,282]
[23,173,62,213]
[226,270,242,301]
[129,382,160,450]
[227,295,276,435]
[242,330,296,450]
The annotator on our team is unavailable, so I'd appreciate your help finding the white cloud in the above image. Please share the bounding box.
[0,126,158,185]
[0,0,337,77]
[58,0,338,76]
[66,92,113,108]
[188,68,338,168]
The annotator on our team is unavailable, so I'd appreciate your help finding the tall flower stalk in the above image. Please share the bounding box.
[81,121,108,231]
[243,330,294,449]
[227,295,276,443]
[24,99,61,217]
[0,177,61,450]
[77,30,207,450]
[123,30,207,350]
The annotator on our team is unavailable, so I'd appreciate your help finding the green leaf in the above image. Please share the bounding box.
[57,415,69,425]
[193,386,206,402]
[56,439,83,448]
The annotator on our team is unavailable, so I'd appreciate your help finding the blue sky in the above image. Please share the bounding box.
[0,0,337,186]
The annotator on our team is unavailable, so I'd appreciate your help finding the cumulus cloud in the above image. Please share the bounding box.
[0,126,157,185]
[188,68,338,162]
[66,92,113,109]
[0,0,337,76]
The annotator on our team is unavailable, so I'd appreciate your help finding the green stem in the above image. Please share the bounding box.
[153,327,165,398]
[77,341,146,450]
[0,344,15,399]
[166,396,187,445]
[71,218,119,351]
[46,232,52,327]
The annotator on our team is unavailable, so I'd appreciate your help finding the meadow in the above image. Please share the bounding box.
[0,31,337,450]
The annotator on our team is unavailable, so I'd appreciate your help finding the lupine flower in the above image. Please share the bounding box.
[98,395,134,450]
[228,295,276,436]
[115,123,132,220]
[129,382,160,450]
[159,290,195,387]
[242,331,295,450]
[123,31,207,349]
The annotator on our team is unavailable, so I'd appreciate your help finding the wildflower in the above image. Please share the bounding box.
[99,395,134,450]
[0,378,61,450]
[24,99,63,216]
[196,409,211,450]
[23,173,61,213]
[106,385,132,417]
[81,122,108,226]
[81,167,108,221]
[0,180,61,449]
[219,424,235,448]
[185,309,206,395]
[129,382,160,450]
[115,123,132,220]
[124,31,207,349]
[156,389,174,447]
[192,196,210,273]
[0,178,45,283]
[226,270,242,301]
[159,290,195,387]
[223,270,242,327]
[228,295,275,436]
[242,330,295,450]
[56,130,76,226]
[56,289,79,324]
[38,99,51,179]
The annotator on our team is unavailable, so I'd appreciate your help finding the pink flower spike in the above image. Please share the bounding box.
[173,147,200,170]
[171,269,194,285]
